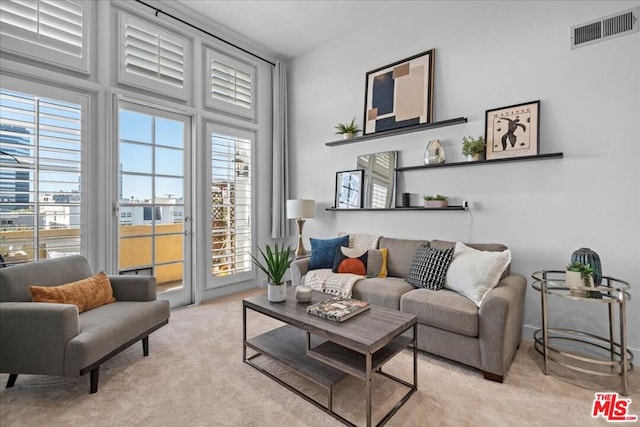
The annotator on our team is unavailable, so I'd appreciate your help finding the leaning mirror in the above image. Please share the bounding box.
[356,150,397,209]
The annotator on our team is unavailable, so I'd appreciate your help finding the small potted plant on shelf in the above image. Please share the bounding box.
[334,118,361,140]
[251,242,291,302]
[565,261,595,297]
[423,194,448,208]
[462,135,486,161]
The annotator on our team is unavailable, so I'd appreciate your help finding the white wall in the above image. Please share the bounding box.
[288,1,640,350]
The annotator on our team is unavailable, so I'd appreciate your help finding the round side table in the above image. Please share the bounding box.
[531,270,633,396]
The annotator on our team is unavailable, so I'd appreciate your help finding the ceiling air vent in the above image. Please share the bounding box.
[571,6,639,49]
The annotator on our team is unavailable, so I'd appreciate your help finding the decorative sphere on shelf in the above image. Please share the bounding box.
[424,139,445,165]
[295,286,313,303]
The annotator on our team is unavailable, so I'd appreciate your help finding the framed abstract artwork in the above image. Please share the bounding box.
[485,100,540,160]
[335,170,363,209]
[363,49,435,135]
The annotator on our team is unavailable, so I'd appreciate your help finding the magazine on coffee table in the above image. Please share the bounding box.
[306,297,370,322]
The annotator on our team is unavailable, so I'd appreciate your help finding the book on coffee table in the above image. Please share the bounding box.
[306,297,370,322]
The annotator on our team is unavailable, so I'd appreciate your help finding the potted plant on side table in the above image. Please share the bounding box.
[334,118,361,140]
[251,243,291,302]
[565,261,596,297]
[462,135,486,161]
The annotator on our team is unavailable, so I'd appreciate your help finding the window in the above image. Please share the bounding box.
[0,88,83,263]
[209,125,253,281]
[119,13,190,100]
[205,49,255,120]
[0,0,89,73]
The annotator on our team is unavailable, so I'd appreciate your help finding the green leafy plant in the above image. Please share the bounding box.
[334,118,361,135]
[251,243,292,285]
[423,194,448,201]
[461,135,486,156]
[566,261,595,287]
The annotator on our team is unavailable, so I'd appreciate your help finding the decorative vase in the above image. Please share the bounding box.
[267,283,286,302]
[424,139,445,165]
[401,193,411,208]
[295,285,313,303]
[466,153,484,162]
[570,247,602,285]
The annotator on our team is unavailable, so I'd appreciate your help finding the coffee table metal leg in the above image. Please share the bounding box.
[413,324,418,388]
[242,304,247,362]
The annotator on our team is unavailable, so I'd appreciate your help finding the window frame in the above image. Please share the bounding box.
[205,121,256,289]
[0,76,91,263]
[0,0,92,74]
[204,47,256,121]
[117,12,191,101]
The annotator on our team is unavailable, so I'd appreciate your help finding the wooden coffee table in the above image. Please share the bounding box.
[243,288,417,427]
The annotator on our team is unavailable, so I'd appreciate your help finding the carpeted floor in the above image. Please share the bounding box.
[1,289,637,426]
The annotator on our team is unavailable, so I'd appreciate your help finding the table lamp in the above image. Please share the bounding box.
[286,199,315,257]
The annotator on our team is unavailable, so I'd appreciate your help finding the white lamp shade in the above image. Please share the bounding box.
[287,199,315,219]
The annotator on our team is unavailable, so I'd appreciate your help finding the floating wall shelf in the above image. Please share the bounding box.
[325,117,468,147]
[326,206,467,212]
[396,152,563,172]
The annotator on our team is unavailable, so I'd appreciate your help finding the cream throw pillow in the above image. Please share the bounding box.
[444,242,511,307]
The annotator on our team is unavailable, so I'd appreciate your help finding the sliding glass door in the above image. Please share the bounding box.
[117,100,192,307]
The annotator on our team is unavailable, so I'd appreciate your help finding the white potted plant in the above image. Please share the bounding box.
[462,135,486,161]
[423,194,448,208]
[334,118,361,140]
[565,261,595,297]
[251,243,291,302]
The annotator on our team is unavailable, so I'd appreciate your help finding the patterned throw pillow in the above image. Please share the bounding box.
[332,247,368,275]
[405,245,455,290]
[366,248,388,278]
[309,235,349,270]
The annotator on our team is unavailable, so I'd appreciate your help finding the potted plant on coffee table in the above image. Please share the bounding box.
[334,118,361,140]
[423,194,448,208]
[462,135,486,161]
[251,242,291,302]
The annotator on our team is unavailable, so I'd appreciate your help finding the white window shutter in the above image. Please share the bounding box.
[0,0,88,73]
[205,49,256,120]
[119,13,190,100]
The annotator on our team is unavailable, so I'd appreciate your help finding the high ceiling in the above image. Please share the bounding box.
[173,1,408,59]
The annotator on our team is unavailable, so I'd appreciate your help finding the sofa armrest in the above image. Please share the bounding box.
[290,258,311,287]
[0,302,79,375]
[478,274,527,376]
[109,275,157,302]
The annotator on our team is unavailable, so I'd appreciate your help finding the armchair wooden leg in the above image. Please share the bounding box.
[6,374,17,388]
[142,336,149,356]
[90,368,99,394]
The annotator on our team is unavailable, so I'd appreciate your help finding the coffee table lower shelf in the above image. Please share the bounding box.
[245,324,414,426]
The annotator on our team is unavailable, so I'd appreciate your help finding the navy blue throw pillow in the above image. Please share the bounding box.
[309,235,349,270]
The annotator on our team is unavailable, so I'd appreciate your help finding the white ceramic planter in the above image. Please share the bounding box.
[267,283,286,302]
[342,132,354,140]
[424,200,448,208]
[466,153,484,162]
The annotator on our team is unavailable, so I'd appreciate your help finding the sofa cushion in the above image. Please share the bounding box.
[29,272,116,313]
[378,237,430,278]
[367,248,388,278]
[332,247,368,275]
[338,232,381,250]
[430,240,511,277]
[401,288,479,337]
[351,277,414,310]
[309,235,349,270]
[406,245,454,290]
[444,242,512,307]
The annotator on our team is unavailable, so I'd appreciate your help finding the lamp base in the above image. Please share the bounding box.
[294,218,306,257]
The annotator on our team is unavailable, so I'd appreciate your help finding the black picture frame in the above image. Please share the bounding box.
[485,100,540,160]
[335,170,364,209]
[363,49,435,135]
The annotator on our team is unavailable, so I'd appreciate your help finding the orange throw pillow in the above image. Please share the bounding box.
[29,272,116,313]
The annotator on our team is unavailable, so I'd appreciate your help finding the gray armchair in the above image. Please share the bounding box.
[0,255,170,393]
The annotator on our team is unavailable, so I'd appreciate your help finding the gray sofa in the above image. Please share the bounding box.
[291,237,527,382]
[0,255,170,393]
